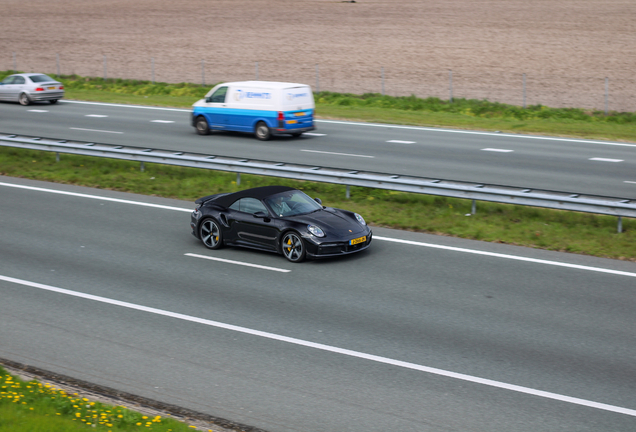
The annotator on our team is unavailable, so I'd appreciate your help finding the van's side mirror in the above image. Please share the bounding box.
[205,96,212,103]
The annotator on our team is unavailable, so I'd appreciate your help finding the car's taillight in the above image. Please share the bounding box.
[277,111,284,129]
[35,87,44,92]
[59,85,64,90]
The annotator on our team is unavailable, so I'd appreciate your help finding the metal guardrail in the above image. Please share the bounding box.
[1,132,635,230]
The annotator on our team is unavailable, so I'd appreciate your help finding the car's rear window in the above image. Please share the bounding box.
[29,75,55,83]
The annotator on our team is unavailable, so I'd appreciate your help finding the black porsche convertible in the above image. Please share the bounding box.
[190,186,372,262]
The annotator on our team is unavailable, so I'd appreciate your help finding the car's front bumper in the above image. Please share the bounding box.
[304,230,373,259]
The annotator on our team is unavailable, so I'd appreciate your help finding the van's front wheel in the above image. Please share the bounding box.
[255,121,271,141]
[195,116,210,135]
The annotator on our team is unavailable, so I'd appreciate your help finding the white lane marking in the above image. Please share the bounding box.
[589,158,623,163]
[300,149,374,158]
[303,132,326,136]
[0,182,191,212]
[482,148,514,152]
[387,140,416,144]
[151,120,175,123]
[185,253,290,273]
[59,101,636,148]
[69,127,123,134]
[85,114,108,118]
[374,236,636,278]
[1,273,635,418]
[28,109,48,113]
[62,100,187,112]
[625,181,636,184]
[2,182,633,278]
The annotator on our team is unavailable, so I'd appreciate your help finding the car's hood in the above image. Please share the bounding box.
[287,208,367,237]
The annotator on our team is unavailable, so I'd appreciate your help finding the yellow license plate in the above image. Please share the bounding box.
[350,236,366,245]
[286,120,298,124]
[294,112,306,117]
[48,86,56,90]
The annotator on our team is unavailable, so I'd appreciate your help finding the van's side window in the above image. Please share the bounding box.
[208,86,228,103]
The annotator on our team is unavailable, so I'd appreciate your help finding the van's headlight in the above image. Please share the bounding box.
[307,224,325,237]
[355,213,366,225]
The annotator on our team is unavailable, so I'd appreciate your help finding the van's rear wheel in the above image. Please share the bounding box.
[255,121,271,141]
[195,116,210,135]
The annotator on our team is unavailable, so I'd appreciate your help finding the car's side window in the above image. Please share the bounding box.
[13,77,25,85]
[208,86,228,103]
[229,198,268,214]
[1,77,14,84]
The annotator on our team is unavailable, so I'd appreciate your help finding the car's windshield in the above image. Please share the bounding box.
[265,190,322,217]
[29,74,55,83]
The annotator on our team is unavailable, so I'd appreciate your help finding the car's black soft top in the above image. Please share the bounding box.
[210,185,296,208]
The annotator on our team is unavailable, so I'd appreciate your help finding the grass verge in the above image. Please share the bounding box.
[1,146,634,261]
[0,366,212,431]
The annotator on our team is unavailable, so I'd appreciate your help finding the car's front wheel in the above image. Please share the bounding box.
[195,116,210,135]
[199,218,223,249]
[255,121,271,141]
[281,232,306,263]
[18,93,31,106]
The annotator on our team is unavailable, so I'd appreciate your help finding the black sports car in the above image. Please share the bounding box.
[190,186,372,262]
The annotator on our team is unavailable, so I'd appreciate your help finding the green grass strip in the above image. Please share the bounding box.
[0,367,210,431]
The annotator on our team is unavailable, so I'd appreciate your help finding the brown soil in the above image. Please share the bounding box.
[2,0,635,111]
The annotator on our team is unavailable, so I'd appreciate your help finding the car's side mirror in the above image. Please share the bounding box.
[253,211,270,221]
[314,197,322,205]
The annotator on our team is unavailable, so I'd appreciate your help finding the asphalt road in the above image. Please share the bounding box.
[1,100,635,198]
[1,176,635,431]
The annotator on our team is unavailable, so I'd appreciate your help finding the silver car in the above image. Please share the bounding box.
[0,73,64,105]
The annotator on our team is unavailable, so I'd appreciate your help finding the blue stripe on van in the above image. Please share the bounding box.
[193,107,313,133]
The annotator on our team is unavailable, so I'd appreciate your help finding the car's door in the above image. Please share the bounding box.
[227,197,279,251]
[0,76,15,101]
[9,76,26,100]
[203,86,229,129]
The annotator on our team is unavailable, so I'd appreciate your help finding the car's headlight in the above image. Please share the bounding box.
[355,213,366,225]
[307,224,325,237]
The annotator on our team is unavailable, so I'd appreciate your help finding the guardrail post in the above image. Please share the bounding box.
[140,161,145,172]
[618,216,623,233]
[346,185,350,199]
[55,152,60,163]
[236,172,241,186]
[471,199,476,215]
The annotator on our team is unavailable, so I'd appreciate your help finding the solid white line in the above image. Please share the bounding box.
[300,149,374,158]
[3,182,633,277]
[0,182,192,212]
[185,253,291,273]
[589,158,623,163]
[1,273,634,417]
[482,148,514,153]
[317,119,636,148]
[61,100,188,112]
[374,236,636,278]
[69,127,123,134]
[387,140,416,144]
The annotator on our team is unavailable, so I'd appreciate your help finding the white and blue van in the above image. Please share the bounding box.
[192,81,315,140]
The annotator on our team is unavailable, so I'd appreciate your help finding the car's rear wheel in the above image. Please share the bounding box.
[195,116,210,135]
[18,93,30,106]
[255,121,271,141]
[199,218,223,249]
[281,232,306,263]
[49,99,58,104]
